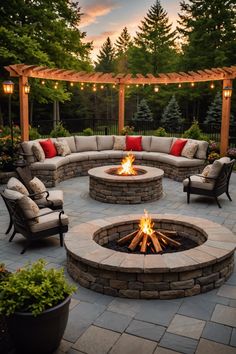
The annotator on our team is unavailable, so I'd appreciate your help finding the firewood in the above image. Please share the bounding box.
[149,232,162,252]
[117,230,138,245]
[128,230,143,251]
[156,231,181,247]
[140,233,149,253]
[159,229,177,236]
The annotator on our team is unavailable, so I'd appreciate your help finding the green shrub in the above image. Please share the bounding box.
[121,125,134,135]
[50,122,70,138]
[29,126,41,140]
[83,127,93,136]
[153,127,167,137]
[0,259,76,317]
[208,151,220,163]
[182,121,204,140]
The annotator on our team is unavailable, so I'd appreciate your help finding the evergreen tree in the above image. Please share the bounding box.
[204,92,234,126]
[95,37,115,72]
[115,27,133,73]
[132,0,177,74]
[160,95,183,131]
[132,99,153,122]
[178,0,236,69]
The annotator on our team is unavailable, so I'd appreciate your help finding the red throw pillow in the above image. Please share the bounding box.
[170,139,187,156]
[126,136,142,151]
[39,139,57,158]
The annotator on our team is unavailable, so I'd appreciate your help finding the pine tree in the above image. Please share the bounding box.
[177,0,236,69]
[95,37,115,72]
[115,27,132,73]
[132,0,177,74]
[160,95,183,131]
[204,92,235,126]
[132,99,153,122]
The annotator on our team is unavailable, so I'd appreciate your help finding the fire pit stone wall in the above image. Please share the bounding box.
[65,214,236,299]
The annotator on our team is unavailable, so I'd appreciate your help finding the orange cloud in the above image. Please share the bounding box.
[80,1,120,28]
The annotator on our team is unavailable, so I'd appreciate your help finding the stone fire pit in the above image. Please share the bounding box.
[65,214,236,299]
[88,165,164,204]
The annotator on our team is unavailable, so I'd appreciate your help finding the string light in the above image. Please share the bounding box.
[92,84,97,92]
[191,82,195,87]
[136,84,139,87]
[41,80,45,85]
[210,82,215,89]
[80,86,84,90]
[70,82,74,87]
[112,84,116,88]
[127,85,130,88]
[178,83,182,88]
[100,85,104,89]
[154,85,159,93]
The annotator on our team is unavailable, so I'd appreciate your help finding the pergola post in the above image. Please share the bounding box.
[19,75,29,141]
[220,79,232,156]
[118,83,125,134]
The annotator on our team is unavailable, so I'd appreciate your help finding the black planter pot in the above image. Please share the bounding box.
[6,296,71,354]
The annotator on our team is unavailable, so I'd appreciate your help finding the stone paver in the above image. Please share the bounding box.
[72,325,120,354]
[125,319,166,342]
[94,310,132,333]
[202,321,232,345]
[167,314,205,339]
[196,338,236,354]
[109,333,157,354]
[1,174,236,353]
[211,304,236,327]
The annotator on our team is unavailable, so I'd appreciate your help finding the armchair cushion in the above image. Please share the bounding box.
[208,157,231,179]
[7,177,29,196]
[18,196,40,223]
[29,177,46,199]
[30,208,69,232]
[3,188,24,200]
[183,176,214,190]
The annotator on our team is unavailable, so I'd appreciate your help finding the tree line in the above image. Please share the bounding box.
[0,0,235,133]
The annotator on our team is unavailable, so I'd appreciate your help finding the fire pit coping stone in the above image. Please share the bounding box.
[65,214,236,299]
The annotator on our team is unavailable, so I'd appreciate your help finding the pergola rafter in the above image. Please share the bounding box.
[4,63,235,155]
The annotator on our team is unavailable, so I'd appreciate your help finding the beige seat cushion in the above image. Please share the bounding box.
[35,190,63,208]
[30,156,69,171]
[97,136,114,150]
[150,137,173,153]
[32,142,45,162]
[183,176,214,190]
[54,140,71,157]
[29,177,46,199]
[181,140,198,159]
[57,136,76,153]
[208,157,231,179]
[7,177,29,196]
[75,136,98,152]
[113,136,126,150]
[18,196,40,223]
[30,208,69,232]
[3,189,24,200]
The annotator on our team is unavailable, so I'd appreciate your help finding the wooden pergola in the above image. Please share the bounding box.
[4,63,236,155]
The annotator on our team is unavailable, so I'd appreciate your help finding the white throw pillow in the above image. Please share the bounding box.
[29,177,46,199]
[7,177,29,196]
[54,140,71,156]
[181,140,198,159]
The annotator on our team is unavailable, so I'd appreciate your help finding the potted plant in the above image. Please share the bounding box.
[0,259,76,354]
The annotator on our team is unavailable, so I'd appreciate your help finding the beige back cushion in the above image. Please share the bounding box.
[189,139,209,159]
[7,177,29,195]
[57,136,76,153]
[208,157,231,179]
[142,136,152,151]
[150,137,173,153]
[181,140,198,159]
[97,136,114,150]
[75,136,98,152]
[29,177,46,199]
[18,196,39,223]
[54,140,71,156]
[113,136,126,150]
[3,188,24,200]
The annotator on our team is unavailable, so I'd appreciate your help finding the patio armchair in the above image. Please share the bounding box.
[183,158,235,208]
[1,189,69,254]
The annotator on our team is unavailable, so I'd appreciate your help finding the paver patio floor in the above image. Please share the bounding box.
[0,173,236,354]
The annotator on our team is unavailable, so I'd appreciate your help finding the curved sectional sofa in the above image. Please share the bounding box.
[21,135,208,187]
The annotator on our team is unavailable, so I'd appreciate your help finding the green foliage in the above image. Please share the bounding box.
[208,151,220,163]
[83,128,94,136]
[95,37,115,72]
[0,125,21,171]
[204,92,234,125]
[50,122,70,138]
[182,121,205,140]
[0,259,76,317]
[29,126,41,140]
[0,263,10,282]
[114,27,133,73]
[121,126,134,136]
[133,99,153,122]
[153,127,167,137]
[227,148,236,159]
[160,95,183,131]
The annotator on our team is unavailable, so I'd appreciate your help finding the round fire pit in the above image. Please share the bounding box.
[65,214,236,299]
[88,165,164,204]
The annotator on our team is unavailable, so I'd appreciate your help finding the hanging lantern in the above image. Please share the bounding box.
[24,83,30,94]
[223,86,233,99]
[2,80,14,94]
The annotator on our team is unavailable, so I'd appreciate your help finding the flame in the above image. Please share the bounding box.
[139,209,155,236]
[117,153,137,175]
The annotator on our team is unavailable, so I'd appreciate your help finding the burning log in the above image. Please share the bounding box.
[116,210,181,254]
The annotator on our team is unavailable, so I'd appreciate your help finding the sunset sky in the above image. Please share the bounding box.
[78,0,181,61]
